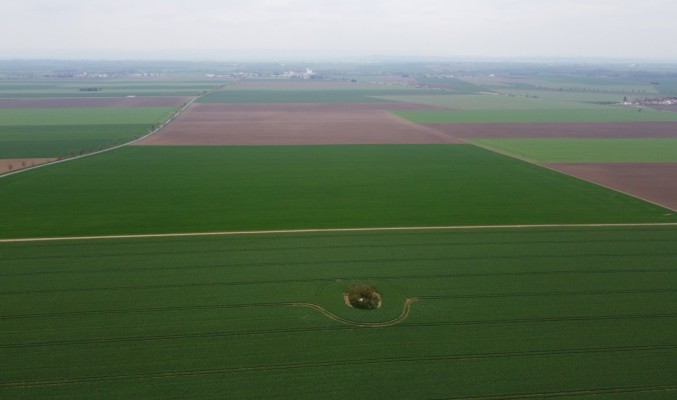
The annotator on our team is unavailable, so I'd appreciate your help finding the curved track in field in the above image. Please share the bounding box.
[289,298,419,328]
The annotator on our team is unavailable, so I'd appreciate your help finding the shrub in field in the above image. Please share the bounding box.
[346,283,382,310]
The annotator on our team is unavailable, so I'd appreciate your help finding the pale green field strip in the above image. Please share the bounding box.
[531,78,659,94]
[375,94,605,110]
[0,81,220,90]
[0,81,222,98]
[394,108,677,124]
[1,226,676,399]
[0,107,176,126]
[470,138,677,163]
[0,91,207,99]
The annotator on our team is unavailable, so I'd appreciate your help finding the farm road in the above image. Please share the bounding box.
[2,222,677,243]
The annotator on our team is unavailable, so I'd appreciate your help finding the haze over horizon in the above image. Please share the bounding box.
[2,0,676,62]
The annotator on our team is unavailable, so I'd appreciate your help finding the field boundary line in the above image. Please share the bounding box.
[466,140,677,213]
[2,222,677,243]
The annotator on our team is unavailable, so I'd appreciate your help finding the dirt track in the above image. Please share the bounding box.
[290,298,418,328]
[546,163,677,211]
[0,97,192,109]
[3,223,676,243]
[135,103,461,145]
[426,122,677,139]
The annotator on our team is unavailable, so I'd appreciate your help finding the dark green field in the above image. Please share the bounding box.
[0,125,151,158]
[0,107,176,161]
[1,145,673,239]
[1,226,676,399]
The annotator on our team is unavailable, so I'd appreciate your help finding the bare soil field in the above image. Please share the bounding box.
[135,103,461,145]
[547,163,677,211]
[0,97,192,109]
[425,122,677,139]
[0,157,55,173]
[185,102,443,112]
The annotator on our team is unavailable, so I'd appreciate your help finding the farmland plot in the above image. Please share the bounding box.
[135,103,456,145]
[1,226,676,399]
[469,139,677,211]
[0,107,177,173]
[3,75,677,400]
[1,145,674,240]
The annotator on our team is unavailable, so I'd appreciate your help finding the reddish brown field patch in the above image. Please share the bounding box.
[0,97,192,109]
[547,163,677,211]
[188,103,442,112]
[135,103,461,146]
[426,122,677,139]
[0,158,55,174]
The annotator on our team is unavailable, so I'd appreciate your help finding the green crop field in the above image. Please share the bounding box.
[0,80,222,98]
[1,226,676,399]
[3,69,677,400]
[394,108,677,124]
[414,77,488,93]
[0,145,674,240]
[377,94,603,110]
[471,138,677,163]
[0,107,175,126]
[493,89,630,104]
[0,107,176,160]
[533,76,659,94]
[0,125,151,158]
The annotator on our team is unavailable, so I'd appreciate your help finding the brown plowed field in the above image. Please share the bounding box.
[425,122,677,139]
[1,158,55,173]
[547,163,677,211]
[135,103,461,146]
[187,102,443,112]
[0,97,192,109]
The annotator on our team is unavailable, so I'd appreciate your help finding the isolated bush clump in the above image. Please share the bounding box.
[346,283,382,310]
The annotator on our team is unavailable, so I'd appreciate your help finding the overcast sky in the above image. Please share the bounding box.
[1,0,676,61]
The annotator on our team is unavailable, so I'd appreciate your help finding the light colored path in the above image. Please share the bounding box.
[2,222,676,243]
[289,298,419,328]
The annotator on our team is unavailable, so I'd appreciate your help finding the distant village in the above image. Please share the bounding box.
[44,71,161,79]
[622,96,677,107]
[207,68,317,80]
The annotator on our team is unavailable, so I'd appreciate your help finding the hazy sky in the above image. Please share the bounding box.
[2,0,676,60]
